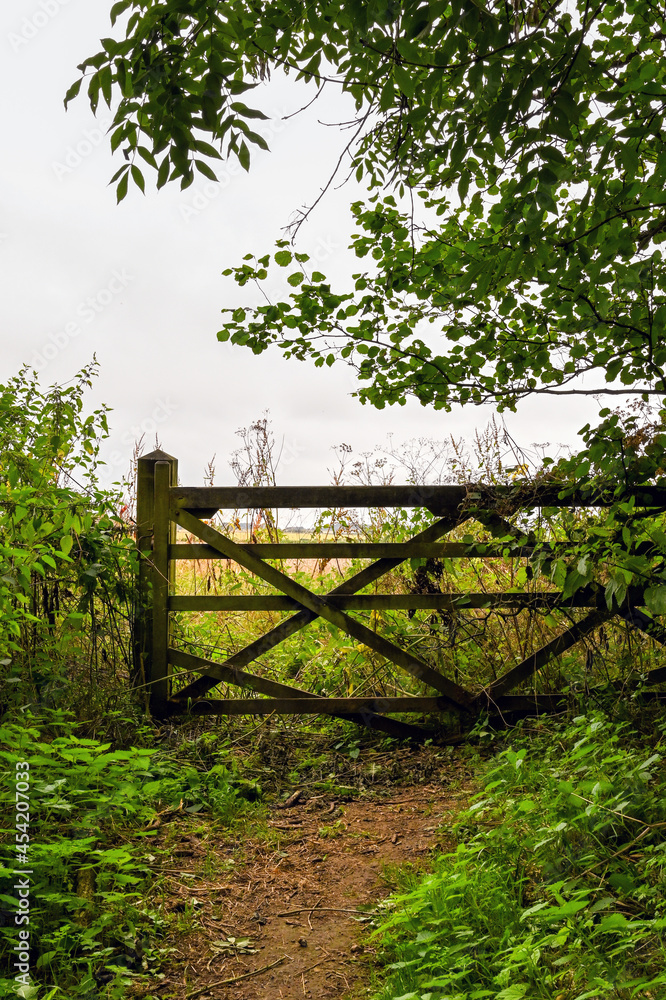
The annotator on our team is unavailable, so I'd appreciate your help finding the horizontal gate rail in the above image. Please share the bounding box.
[169,592,601,612]
[134,449,666,737]
[167,693,568,717]
[171,537,664,562]
[169,542,548,560]
[170,483,666,512]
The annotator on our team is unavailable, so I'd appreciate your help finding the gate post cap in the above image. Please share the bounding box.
[139,448,177,463]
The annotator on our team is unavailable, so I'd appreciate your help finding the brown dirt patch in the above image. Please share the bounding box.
[151,784,467,1000]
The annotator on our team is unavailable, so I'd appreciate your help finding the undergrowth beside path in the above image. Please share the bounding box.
[4,709,666,1000]
[371,712,666,1000]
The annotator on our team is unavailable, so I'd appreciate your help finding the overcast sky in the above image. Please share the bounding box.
[1,0,604,491]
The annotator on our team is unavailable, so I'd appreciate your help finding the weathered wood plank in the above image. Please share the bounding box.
[171,513,464,704]
[169,592,599,612]
[170,647,322,700]
[168,692,569,718]
[135,449,178,696]
[491,693,567,713]
[171,483,666,513]
[172,484,467,511]
[167,695,446,716]
[169,693,571,717]
[620,605,666,646]
[169,541,545,560]
[645,665,666,685]
[478,609,613,703]
[173,508,473,710]
[166,692,568,718]
[151,461,174,714]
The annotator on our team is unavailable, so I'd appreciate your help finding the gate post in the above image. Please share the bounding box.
[135,449,178,717]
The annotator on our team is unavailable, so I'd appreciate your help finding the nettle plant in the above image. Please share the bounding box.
[0,711,253,998]
[372,711,666,1000]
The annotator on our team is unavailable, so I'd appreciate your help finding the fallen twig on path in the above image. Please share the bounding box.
[278,789,305,809]
[276,906,380,918]
[184,956,288,998]
[300,956,334,975]
[307,898,321,930]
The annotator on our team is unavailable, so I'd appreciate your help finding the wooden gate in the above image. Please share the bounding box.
[134,449,666,738]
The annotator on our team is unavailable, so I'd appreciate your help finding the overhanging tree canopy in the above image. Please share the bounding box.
[72,0,666,410]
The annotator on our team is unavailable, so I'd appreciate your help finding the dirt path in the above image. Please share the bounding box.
[153,784,467,1000]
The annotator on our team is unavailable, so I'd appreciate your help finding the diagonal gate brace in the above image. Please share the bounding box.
[172,507,472,712]
[167,647,429,739]
[475,608,613,708]
[173,512,468,704]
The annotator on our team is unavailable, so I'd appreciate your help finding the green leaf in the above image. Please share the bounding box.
[644,586,666,616]
[131,164,145,193]
[136,146,158,169]
[496,987,528,1000]
[230,102,270,120]
[597,913,628,932]
[116,171,129,203]
[238,140,250,172]
[195,159,218,181]
[63,78,82,108]
[100,66,113,107]
[156,157,170,189]
[394,64,416,99]
[59,535,74,556]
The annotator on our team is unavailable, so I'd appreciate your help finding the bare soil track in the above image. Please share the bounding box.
[148,776,468,1000]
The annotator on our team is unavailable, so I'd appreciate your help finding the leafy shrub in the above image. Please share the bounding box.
[0,364,138,722]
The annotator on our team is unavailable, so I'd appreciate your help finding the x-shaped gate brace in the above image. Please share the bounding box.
[134,452,666,739]
[169,505,471,740]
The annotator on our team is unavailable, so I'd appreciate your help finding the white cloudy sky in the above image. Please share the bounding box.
[1,0,603,490]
